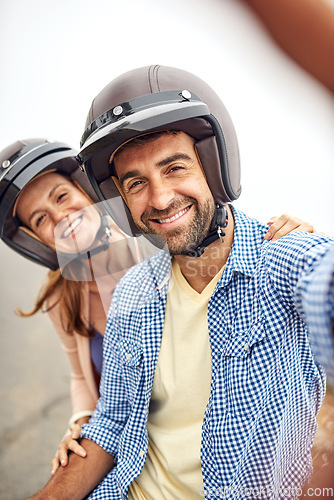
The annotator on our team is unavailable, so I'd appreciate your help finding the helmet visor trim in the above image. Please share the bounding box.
[78,91,211,164]
[80,90,203,146]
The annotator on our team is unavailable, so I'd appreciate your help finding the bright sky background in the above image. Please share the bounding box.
[1,0,333,240]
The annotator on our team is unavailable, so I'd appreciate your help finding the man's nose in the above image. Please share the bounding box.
[148,180,175,211]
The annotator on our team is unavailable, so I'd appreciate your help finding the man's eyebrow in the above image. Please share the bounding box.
[119,154,192,186]
[156,153,192,168]
[119,170,141,186]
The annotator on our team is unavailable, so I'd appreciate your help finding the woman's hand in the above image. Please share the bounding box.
[265,214,315,241]
[51,418,89,476]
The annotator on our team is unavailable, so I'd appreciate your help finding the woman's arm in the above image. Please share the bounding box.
[46,298,98,473]
[265,213,314,241]
[51,416,90,476]
[47,300,98,414]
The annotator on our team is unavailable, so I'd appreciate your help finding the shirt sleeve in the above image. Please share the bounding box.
[80,284,130,458]
[266,233,334,384]
[301,245,334,387]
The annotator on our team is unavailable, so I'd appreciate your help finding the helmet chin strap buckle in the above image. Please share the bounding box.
[74,213,112,261]
[101,214,112,240]
[217,226,225,243]
[215,204,228,243]
[182,204,228,257]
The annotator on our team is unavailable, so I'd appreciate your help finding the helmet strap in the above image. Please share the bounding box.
[181,204,228,257]
[59,212,113,264]
[82,213,112,259]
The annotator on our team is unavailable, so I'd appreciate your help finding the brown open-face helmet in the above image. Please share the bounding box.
[78,65,241,237]
[0,139,98,269]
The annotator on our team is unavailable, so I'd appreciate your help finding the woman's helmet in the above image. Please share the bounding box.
[77,65,241,238]
[0,139,99,270]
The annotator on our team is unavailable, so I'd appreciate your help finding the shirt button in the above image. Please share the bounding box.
[118,487,122,494]
[139,449,145,458]
[125,353,131,361]
[244,342,249,351]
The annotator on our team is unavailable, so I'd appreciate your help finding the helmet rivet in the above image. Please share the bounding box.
[113,105,123,116]
[2,160,11,169]
[181,90,192,100]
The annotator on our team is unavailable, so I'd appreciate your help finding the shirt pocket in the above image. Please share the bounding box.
[120,341,144,405]
[222,316,273,419]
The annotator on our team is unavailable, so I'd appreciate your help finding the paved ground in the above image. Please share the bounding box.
[1,240,333,499]
[0,242,71,499]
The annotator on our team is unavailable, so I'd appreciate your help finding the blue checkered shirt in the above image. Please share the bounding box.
[81,207,334,499]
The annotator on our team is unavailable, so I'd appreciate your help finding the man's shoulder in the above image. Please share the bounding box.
[265,231,334,260]
[232,206,334,277]
[113,249,171,303]
[228,206,268,274]
[232,206,268,249]
[124,249,169,279]
[261,232,334,283]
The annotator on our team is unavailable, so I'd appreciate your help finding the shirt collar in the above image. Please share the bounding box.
[219,205,267,285]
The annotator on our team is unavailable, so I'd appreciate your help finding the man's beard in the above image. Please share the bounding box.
[135,196,215,255]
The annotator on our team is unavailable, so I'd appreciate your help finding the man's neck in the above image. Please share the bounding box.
[174,206,234,294]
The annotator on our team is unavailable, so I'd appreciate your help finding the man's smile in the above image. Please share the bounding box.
[150,205,192,226]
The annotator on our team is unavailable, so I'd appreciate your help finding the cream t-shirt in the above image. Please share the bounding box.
[129,260,225,499]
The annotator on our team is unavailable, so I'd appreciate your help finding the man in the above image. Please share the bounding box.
[30,66,334,499]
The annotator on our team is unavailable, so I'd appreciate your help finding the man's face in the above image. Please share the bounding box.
[114,132,215,255]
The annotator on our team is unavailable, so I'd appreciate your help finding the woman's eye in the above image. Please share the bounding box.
[35,214,45,227]
[57,192,67,202]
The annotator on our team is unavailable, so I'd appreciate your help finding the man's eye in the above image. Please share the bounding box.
[128,180,144,191]
[168,165,183,173]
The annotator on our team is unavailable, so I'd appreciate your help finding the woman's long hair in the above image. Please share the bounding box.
[16,269,94,338]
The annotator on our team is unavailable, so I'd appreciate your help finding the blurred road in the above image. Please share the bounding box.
[0,241,71,499]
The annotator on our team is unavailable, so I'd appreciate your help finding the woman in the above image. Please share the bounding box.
[0,138,158,475]
[0,138,314,476]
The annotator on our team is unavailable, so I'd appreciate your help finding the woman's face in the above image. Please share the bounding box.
[16,172,101,254]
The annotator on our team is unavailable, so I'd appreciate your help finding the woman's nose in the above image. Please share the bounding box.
[52,207,71,226]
